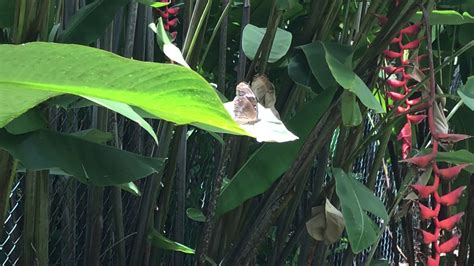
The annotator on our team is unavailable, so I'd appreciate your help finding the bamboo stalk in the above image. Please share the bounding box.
[0,150,17,234]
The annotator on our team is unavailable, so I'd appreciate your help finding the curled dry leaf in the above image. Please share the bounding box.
[305,199,345,244]
[251,74,281,119]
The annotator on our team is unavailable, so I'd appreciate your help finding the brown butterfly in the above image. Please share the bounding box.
[233,82,258,124]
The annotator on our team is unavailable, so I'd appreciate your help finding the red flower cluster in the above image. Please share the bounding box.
[379,3,470,265]
[382,22,425,159]
[154,0,180,40]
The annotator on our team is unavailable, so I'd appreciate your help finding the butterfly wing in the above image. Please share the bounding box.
[234,96,258,124]
[234,82,258,124]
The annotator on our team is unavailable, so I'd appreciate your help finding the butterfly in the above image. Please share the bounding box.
[233,82,258,124]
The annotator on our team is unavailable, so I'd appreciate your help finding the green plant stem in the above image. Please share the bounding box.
[225,101,342,264]
[364,170,417,265]
[367,126,392,190]
[183,0,213,62]
[174,128,187,266]
[237,0,250,82]
[196,142,226,265]
[198,0,233,69]
[129,121,174,266]
[258,8,282,74]
[0,150,17,234]
[111,113,126,266]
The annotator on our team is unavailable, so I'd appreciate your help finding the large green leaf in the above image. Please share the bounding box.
[59,0,129,44]
[0,0,15,28]
[437,150,474,173]
[458,76,474,110]
[333,168,388,253]
[412,10,474,25]
[0,42,246,135]
[242,24,292,63]
[216,88,337,215]
[0,129,165,186]
[299,42,348,90]
[299,41,384,113]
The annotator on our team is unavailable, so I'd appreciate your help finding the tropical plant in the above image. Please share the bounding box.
[1,0,474,265]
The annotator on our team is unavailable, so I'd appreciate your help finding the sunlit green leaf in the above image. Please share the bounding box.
[412,10,474,25]
[0,42,247,136]
[242,24,292,63]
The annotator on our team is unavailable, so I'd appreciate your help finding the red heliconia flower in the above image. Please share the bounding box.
[421,229,438,244]
[391,36,402,43]
[396,105,410,113]
[399,24,420,36]
[406,114,427,124]
[383,65,401,74]
[439,186,466,206]
[383,50,403,59]
[418,202,440,220]
[436,163,470,181]
[436,133,471,143]
[401,39,421,49]
[386,78,406,88]
[387,91,406,101]
[406,97,421,105]
[437,212,464,230]
[167,7,180,15]
[411,184,436,199]
[167,17,179,27]
[401,153,435,168]
[438,235,460,254]
[427,255,440,266]
[397,122,412,141]
[170,31,177,40]
[402,144,410,159]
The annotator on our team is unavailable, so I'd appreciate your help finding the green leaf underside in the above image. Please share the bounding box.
[242,24,292,63]
[334,168,388,253]
[438,149,474,173]
[148,230,217,265]
[288,52,321,92]
[412,10,474,25]
[85,96,158,144]
[458,76,474,110]
[0,129,165,186]
[0,43,246,136]
[59,0,130,44]
[216,88,337,216]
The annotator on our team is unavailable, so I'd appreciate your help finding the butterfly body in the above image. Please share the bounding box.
[233,82,259,124]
